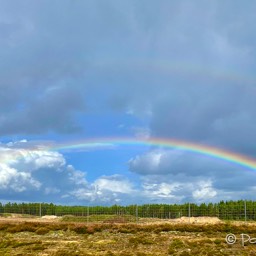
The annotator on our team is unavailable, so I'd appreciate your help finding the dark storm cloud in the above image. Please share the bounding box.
[93,0,256,157]
[1,0,256,140]
[149,83,256,154]
[0,1,91,135]
[0,0,133,135]
[0,85,85,134]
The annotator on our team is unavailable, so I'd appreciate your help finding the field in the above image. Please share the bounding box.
[0,215,256,255]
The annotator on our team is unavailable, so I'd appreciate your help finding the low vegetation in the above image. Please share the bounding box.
[61,214,136,223]
[0,217,256,255]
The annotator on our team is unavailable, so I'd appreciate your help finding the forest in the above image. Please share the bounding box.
[0,200,255,221]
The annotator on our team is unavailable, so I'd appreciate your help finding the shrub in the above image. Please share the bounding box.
[214,239,222,245]
[129,235,154,245]
[6,223,37,233]
[169,238,184,249]
[70,225,88,234]
[35,227,49,235]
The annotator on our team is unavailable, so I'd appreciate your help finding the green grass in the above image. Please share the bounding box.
[61,214,137,223]
[0,213,12,217]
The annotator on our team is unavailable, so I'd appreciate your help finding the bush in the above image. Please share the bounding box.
[129,235,154,245]
[6,223,37,233]
[169,238,184,249]
[35,227,49,235]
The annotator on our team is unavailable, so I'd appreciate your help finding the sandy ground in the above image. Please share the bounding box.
[0,214,223,224]
[0,214,60,223]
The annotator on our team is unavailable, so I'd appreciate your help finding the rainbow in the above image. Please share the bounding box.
[49,137,256,171]
[97,58,256,88]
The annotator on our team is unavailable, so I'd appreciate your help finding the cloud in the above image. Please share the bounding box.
[142,182,182,199]
[138,175,218,204]
[0,142,65,172]
[71,175,136,204]
[0,140,255,205]
[0,163,40,193]
[0,140,137,204]
[129,149,184,175]
[0,1,91,135]
[0,1,256,142]
[94,175,134,194]
[192,180,217,201]
[1,1,256,205]
[129,147,256,203]
[0,141,86,202]
[0,84,85,135]
[131,126,151,139]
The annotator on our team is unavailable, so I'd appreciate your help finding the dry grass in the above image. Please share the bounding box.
[0,217,256,255]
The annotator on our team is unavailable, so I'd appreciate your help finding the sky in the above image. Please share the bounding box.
[1,0,256,205]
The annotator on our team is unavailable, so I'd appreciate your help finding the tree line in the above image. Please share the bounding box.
[0,200,255,220]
